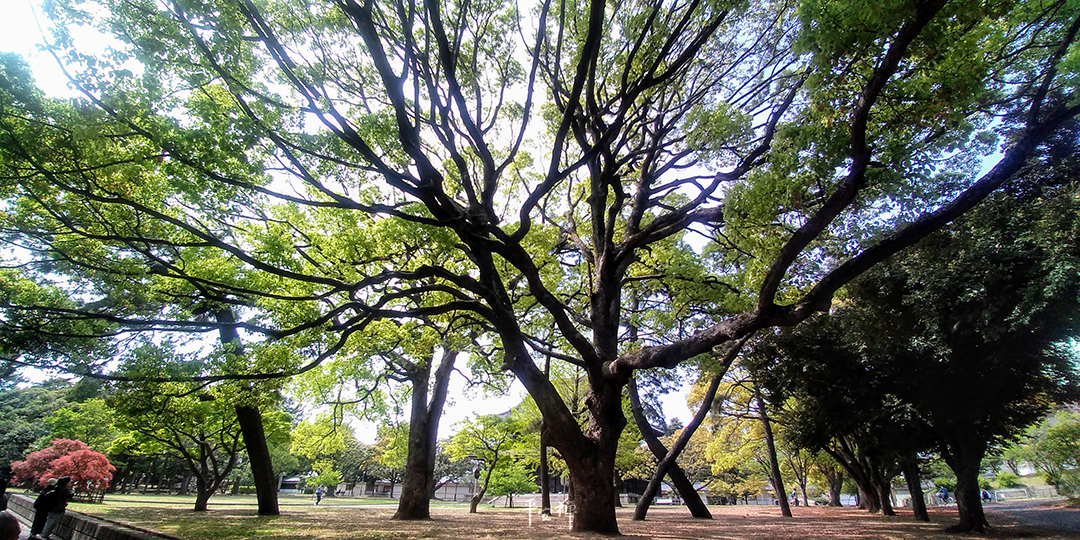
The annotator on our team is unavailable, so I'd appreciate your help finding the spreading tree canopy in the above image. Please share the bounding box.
[1,0,1079,532]
[755,175,1080,530]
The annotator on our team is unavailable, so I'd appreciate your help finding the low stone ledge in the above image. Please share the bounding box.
[7,494,180,540]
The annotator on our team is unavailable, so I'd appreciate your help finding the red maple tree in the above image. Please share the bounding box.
[44,449,115,497]
[10,439,114,498]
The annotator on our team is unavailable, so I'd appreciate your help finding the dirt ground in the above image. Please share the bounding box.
[359,504,1075,540]
[115,502,1077,540]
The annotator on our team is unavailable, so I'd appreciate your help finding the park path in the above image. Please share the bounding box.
[986,499,1079,535]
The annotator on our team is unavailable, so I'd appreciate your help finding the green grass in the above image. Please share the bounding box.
[62,493,536,540]
[65,493,472,539]
[1021,474,1049,487]
[69,492,416,511]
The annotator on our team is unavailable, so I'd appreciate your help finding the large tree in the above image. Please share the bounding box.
[295,317,475,519]
[848,188,1080,532]
[1026,410,1080,498]
[108,345,249,512]
[0,381,71,467]
[2,0,1079,532]
[759,175,1080,530]
[752,316,931,516]
[445,413,527,513]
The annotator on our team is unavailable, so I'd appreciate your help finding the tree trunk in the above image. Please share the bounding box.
[504,335,623,533]
[943,436,989,532]
[393,348,457,520]
[470,465,495,514]
[215,309,279,516]
[539,424,551,515]
[540,356,552,515]
[858,485,881,513]
[902,461,929,522]
[235,405,279,515]
[628,324,749,520]
[827,469,844,507]
[824,439,893,514]
[177,471,192,496]
[562,380,624,533]
[194,475,211,512]
[469,490,484,513]
[628,378,712,520]
[756,385,791,517]
[877,480,895,516]
[566,453,619,533]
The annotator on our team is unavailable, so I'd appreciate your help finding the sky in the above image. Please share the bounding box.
[3,2,69,96]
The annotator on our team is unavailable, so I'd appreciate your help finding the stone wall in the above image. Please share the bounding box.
[7,494,178,540]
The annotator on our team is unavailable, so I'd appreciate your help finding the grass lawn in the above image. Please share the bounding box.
[70,492,425,510]
[62,494,1077,540]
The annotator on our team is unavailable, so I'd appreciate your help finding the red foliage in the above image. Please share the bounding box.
[9,439,94,486]
[44,449,115,494]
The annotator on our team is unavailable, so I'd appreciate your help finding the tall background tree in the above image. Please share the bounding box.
[755,169,1080,530]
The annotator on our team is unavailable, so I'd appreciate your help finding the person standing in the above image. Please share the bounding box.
[315,485,324,506]
[28,479,58,539]
[0,477,9,512]
[32,476,72,540]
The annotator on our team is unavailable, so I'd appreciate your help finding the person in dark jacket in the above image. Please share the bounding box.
[28,478,57,539]
[33,476,72,540]
[0,477,10,512]
[31,477,72,540]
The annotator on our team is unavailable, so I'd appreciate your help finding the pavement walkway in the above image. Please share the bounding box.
[986,498,1079,535]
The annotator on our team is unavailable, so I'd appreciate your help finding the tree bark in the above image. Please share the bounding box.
[215,309,279,516]
[877,479,895,516]
[504,332,624,533]
[628,377,712,520]
[540,356,552,515]
[943,435,989,532]
[902,461,929,522]
[235,404,279,515]
[393,348,457,520]
[194,473,211,512]
[564,381,623,533]
[756,385,791,517]
[539,424,551,515]
[828,471,844,507]
[565,451,619,533]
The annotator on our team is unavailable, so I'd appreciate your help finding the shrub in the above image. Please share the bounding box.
[995,471,1024,488]
[10,439,90,486]
[10,439,114,500]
